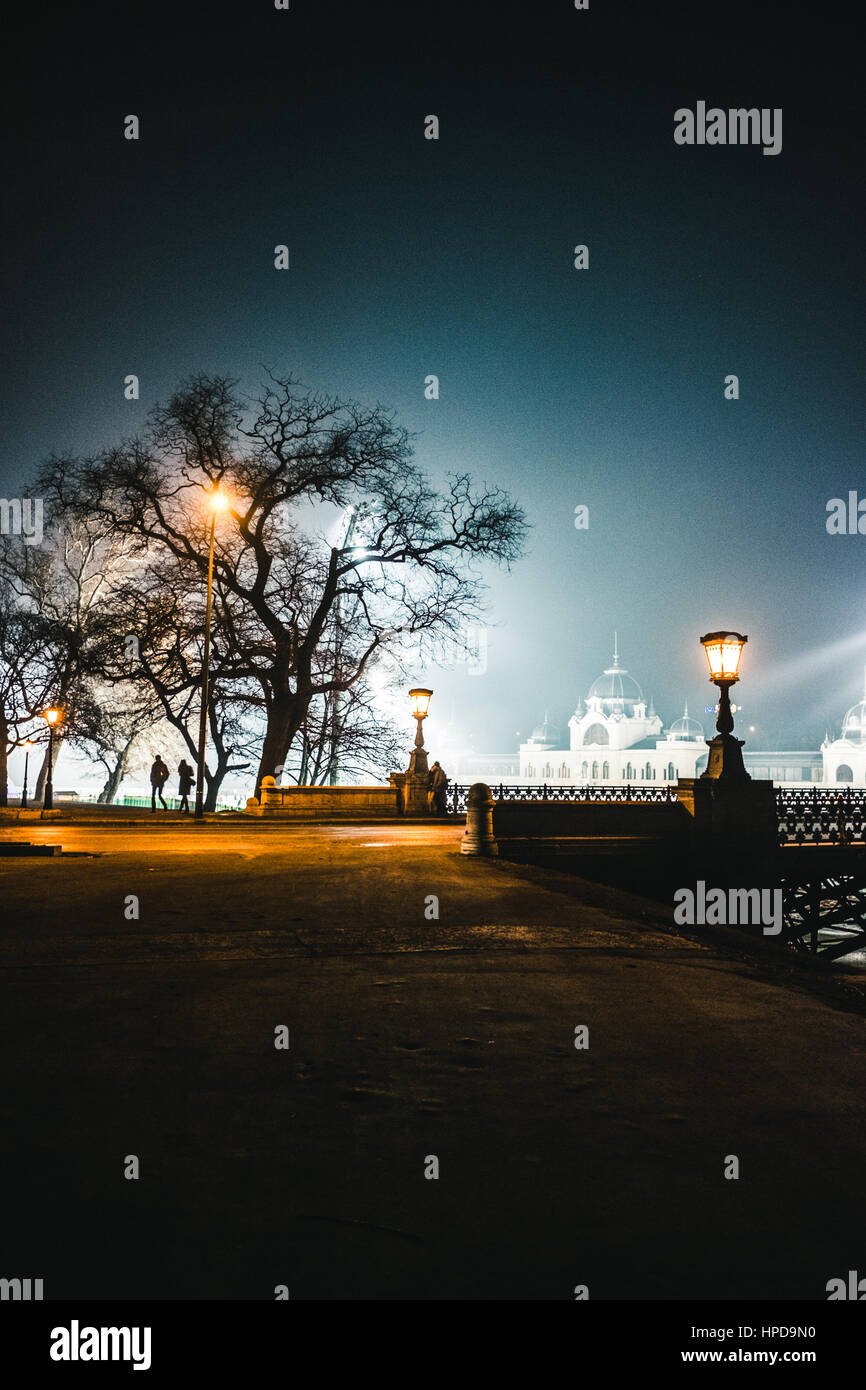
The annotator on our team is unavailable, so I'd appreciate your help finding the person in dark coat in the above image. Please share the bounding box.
[150,756,169,811]
[429,760,449,815]
[177,759,195,814]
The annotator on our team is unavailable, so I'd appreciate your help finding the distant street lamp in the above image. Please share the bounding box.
[699,631,750,780]
[40,709,62,812]
[195,486,231,820]
[329,503,366,787]
[21,739,34,809]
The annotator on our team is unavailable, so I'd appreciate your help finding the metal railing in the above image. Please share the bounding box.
[447,782,677,814]
[777,786,866,847]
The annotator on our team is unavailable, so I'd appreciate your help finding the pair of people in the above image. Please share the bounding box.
[150,757,195,813]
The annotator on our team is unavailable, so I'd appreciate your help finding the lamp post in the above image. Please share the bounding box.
[21,739,33,809]
[195,486,230,820]
[40,709,61,813]
[408,687,433,776]
[329,503,366,786]
[393,687,434,815]
[699,631,750,780]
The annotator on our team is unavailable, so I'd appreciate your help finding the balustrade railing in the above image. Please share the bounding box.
[447,782,866,848]
[777,786,866,847]
[447,782,677,815]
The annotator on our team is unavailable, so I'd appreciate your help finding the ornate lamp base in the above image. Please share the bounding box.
[701,732,750,781]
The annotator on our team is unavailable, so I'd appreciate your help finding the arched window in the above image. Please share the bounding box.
[645,762,652,780]
[602,761,610,778]
[559,763,570,779]
[544,762,552,779]
[581,760,588,778]
[526,763,535,778]
[592,760,599,778]
[836,764,854,783]
[583,723,609,746]
[626,762,634,779]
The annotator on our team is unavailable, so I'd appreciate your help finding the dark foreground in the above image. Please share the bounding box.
[1,820,865,1300]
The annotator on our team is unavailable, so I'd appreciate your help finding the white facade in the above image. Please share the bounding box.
[450,642,866,790]
[518,642,707,786]
[821,675,866,786]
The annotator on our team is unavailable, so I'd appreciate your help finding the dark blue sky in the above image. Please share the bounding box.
[2,0,864,756]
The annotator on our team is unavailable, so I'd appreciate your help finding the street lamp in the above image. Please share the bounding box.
[329,503,367,787]
[699,631,750,780]
[195,486,231,820]
[407,688,433,777]
[21,739,34,809]
[40,708,62,812]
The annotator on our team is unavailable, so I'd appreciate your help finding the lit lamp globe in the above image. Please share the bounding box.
[699,631,750,780]
[207,487,230,514]
[409,688,433,721]
[701,632,747,684]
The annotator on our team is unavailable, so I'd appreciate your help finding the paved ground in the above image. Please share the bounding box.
[2,819,866,1300]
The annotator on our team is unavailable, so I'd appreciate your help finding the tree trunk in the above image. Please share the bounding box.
[255,695,305,795]
[0,712,8,807]
[34,736,62,802]
[98,746,129,804]
[204,760,223,813]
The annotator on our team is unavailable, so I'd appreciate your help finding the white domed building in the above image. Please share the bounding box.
[518,639,708,785]
[453,633,837,790]
[821,675,866,785]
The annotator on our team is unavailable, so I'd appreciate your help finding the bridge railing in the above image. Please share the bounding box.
[447,783,866,846]
[446,782,677,815]
[777,786,866,846]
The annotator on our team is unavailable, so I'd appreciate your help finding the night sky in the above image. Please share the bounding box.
[2,0,864,769]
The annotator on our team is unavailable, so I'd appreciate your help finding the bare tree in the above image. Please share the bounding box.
[39,373,527,791]
[68,682,165,803]
[280,677,406,787]
[0,576,54,805]
[0,516,138,799]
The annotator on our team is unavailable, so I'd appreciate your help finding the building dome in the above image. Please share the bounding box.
[841,699,866,744]
[527,712,560,748]
[836,669,866,744]
[667,703,704,742]
[587,638,643,712]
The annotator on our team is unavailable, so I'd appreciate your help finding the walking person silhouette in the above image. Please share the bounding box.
[150,756,169,812]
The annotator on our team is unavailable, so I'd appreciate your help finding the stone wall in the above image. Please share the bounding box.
[245,777,400,818]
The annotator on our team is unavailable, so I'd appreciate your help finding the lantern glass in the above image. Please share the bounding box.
[409,687,433,719]
[42,708,61,725]
[700,632,747,682]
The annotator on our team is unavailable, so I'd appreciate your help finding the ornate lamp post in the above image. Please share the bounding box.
[392,687,434,815]
[408,688,433,775]
[21,739,34,809]
[195,486,231,821]
[699,631,749,780]
[40,708,62,812]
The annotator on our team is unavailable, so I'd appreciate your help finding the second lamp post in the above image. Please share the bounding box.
[195,486,230,820]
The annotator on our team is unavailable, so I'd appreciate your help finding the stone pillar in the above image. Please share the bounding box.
[461,782,498,856]
[258,775,282,815]
[390,768,431,815]
[676,777,778,883]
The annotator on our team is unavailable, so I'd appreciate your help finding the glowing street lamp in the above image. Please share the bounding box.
[21,738,34,810]
[699,631,750,780]
[195,486,231,820]
[409,687,433,720]
[407,687,433,776]
[40,708,62,812]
